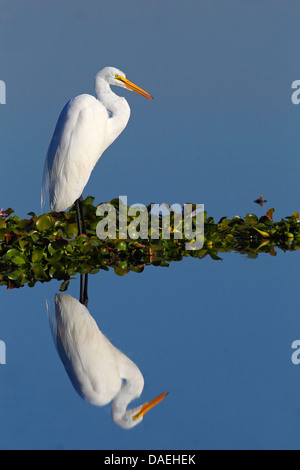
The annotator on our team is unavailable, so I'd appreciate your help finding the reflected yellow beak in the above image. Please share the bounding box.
[132,391,168,421]
[115,74,154,100]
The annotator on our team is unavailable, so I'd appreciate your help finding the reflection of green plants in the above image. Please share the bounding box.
[0,197,299,289]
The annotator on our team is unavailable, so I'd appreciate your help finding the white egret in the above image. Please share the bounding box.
[47,292,167,429]
[42,66,153,233]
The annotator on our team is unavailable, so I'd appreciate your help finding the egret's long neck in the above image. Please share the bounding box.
[95,78,131,150]
[110,354,144,427]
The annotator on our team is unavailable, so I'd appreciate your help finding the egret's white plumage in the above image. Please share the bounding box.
[42,67,153,213]
[47,293,167,429]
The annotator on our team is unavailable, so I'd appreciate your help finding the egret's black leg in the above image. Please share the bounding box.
[80,274,84,304]
[79,196,87,235]
[75,196,86,235]
[75,198,82,235]
[83,273,88,307]
[80,274,89,307]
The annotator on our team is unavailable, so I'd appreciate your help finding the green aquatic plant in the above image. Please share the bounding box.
[0,197,299,289]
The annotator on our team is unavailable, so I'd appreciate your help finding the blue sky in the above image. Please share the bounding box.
[0,0,300,450]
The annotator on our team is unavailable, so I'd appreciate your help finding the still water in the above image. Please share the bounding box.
[0,244,299,449]
[1,0,299,452]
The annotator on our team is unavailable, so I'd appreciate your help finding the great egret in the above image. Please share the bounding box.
[42,66,153,234]
[47,291,167,429]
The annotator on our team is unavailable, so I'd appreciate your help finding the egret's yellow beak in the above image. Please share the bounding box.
[132,391,168,421]
[115,74,154,100]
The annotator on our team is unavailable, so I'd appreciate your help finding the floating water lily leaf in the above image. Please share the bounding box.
[3,208,14,216]
[31,247,45,263]
[245,213,258,226]
[208,251,222,261]
[3,248,23,259]
[18,239,28,251]
[256,240,270,250]
[48,249,63,262]
[130,265,144,273]
[65,223,78,237]
[11,255,26,265]
[114,266,130,276]
[253,227,269,237]
[47,243,57,256]
[7,269,25,280]
[266,208,274,221]
[36,214,54,232]
[59,279,70,291]
[31,264,47,279]
[116,241,127,251]
[269,247,277,256]
[81,196,95,206]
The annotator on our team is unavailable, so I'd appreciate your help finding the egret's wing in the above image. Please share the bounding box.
[41,99,72,212]
[51,293,122,405]
[42,95,107,212]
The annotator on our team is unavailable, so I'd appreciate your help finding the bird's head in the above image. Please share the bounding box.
[113,391,168,429]
[96,66,154,100]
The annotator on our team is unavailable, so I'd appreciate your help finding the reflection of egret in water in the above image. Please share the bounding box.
[47,275,167,429]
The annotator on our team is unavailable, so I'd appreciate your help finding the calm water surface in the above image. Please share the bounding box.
[1,0,300,452]
[1,246,299,450]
